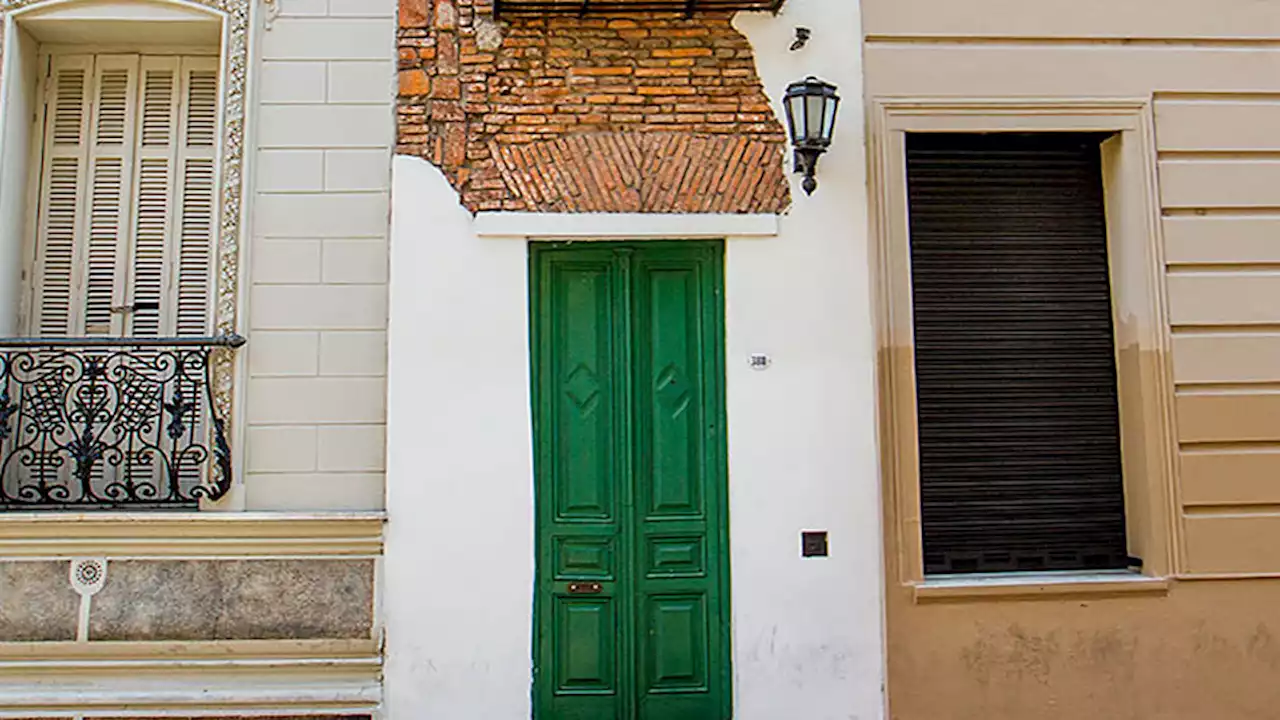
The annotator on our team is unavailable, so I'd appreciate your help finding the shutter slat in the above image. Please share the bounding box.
[84,157,126,333]
[183,68,218,148]
[132,158,170,337]
[176,157,214,336]
[140,67,176,147]
[94,69,130,145]
[906,133,1129,575]
[37,159,81,336]
[52,67,87,146]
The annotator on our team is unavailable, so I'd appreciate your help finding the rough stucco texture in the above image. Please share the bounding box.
[397,0,790,213]
[88,559,374,641]
[0,561,77,641]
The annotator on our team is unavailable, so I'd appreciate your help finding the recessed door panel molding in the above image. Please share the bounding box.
[554,598,618,694]
[532,242,730,720]
[643,594,710,691]
[637,263,705,521]
[550,259,617,523]
[554,536,616,580]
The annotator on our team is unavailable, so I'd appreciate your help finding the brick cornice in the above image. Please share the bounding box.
[489,132,787,213]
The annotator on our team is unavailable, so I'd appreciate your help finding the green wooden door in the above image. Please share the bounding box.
[531,242,730,720]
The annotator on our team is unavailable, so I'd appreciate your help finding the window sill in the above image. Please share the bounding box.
[0,511,385,557]
[913,570,1170,603]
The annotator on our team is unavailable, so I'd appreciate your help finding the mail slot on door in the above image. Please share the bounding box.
[567,582,603,595]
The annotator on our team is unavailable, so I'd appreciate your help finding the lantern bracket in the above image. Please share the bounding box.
[793,145,824,195]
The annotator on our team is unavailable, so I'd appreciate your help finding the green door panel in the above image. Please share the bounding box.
[531,242,729,720]
[533,249,626,720]
[632,251,726,720]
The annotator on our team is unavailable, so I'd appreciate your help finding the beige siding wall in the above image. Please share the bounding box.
[869,3,1280,718]
[244,0,395,510]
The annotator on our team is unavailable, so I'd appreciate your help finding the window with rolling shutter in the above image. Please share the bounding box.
[29,53,218,339]
[905,132,1130,575]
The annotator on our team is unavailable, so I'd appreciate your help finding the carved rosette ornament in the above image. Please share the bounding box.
[0,0,252,439]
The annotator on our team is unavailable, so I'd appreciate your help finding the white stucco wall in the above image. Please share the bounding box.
[383,0,884,716]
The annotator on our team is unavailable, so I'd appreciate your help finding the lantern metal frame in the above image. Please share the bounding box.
[782,76,840,195]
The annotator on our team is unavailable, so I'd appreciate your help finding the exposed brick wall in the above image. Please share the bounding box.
[398,0,790,213]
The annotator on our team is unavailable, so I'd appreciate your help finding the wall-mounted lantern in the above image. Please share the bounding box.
[782,76,840,195]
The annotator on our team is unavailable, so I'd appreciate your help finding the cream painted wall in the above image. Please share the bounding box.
[0,23,38,336]
[866,2,1280,718]
[383,0,884,716]
[0,0,396,512]
[242,0,396,510]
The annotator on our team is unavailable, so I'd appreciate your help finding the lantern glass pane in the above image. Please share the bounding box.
[806,94,825,141]
[783,94,799,143]
[784,93,801,142]
[783,92,803,140]
[823,95,839,141]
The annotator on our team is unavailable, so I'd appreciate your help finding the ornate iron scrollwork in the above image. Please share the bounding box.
[0,335,245,510]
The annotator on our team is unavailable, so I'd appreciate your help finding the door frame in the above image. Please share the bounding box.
[528,239,733,720]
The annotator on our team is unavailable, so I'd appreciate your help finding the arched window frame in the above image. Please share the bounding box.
[0,0,250,422]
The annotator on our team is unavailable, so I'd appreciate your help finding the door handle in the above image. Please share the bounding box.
[567,582,603,595]
[110,301,161,314]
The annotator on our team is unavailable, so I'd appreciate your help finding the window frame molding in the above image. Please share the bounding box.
[0,0,250,431]
[868,97,1181,588]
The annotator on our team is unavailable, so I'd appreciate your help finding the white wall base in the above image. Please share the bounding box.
[384,156,536,718]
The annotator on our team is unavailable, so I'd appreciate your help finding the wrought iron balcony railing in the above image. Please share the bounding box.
[0,335,244,510]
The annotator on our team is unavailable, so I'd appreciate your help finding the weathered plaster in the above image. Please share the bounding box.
[89,559,374,641]
[397,0,790,212]
[0,561,77,641]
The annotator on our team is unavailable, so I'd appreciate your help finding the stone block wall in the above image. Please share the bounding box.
[245,0,397,510]
[397,0,790,212]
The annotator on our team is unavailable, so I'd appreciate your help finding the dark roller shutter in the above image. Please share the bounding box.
[906,133,1129,575]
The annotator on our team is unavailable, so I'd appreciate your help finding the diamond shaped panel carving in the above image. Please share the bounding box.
[655,363,691,418]
[565,364,602,414]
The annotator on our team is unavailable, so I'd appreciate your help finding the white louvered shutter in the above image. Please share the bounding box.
[126,56,181,338]
[30,53,218,339]
[31,55,93,337]
[83,55,140,336]
[122,55,218,338]
[172,57,218,337]
[31,54,141,337]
